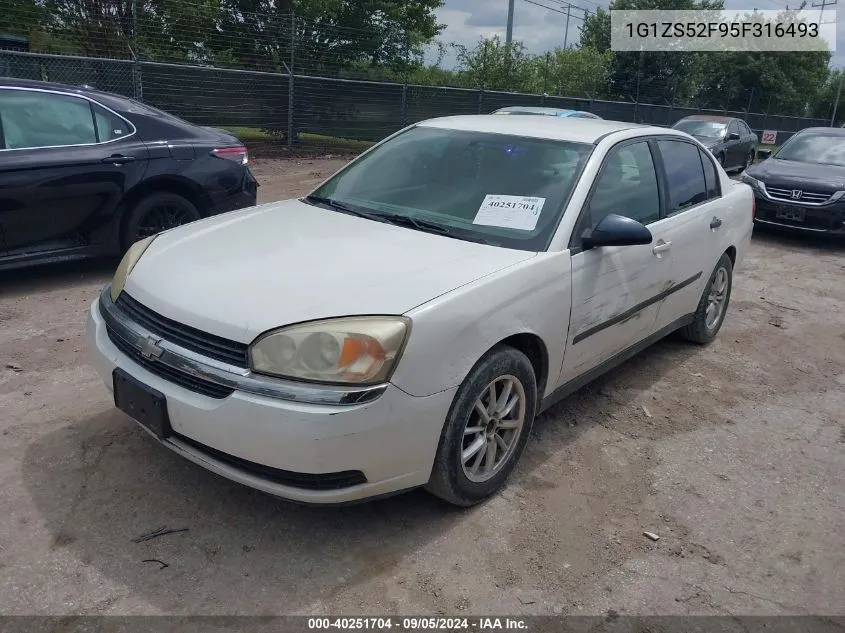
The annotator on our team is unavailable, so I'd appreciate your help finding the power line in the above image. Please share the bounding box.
[520,0,588,21]
[811,0,836,23]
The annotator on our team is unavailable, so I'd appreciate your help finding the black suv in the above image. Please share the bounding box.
[0,78,258,271]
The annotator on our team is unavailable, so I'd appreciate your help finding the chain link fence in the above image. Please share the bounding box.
[0,4,833,155]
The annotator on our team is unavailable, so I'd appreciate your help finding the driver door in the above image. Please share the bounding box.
[557,139,672,385]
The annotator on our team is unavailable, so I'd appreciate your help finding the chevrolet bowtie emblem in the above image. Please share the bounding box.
[139,336,164,360]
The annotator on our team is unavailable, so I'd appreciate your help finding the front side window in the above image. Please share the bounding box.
[308,125,593,251]
[0,89,96,149]
[579,141,661,234]
[657,140,708,213]
[773,133,845,166]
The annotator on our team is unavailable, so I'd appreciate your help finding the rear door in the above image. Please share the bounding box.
[0,87,149,254]
[649,137,724,330]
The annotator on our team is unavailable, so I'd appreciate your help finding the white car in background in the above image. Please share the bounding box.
[87,115,754,507]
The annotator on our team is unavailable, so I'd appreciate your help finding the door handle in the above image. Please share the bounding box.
[710,217,723,229]
[102,155,135,165]
[652,241,672,255]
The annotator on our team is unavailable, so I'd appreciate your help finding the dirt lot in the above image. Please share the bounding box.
[1,158,843,616]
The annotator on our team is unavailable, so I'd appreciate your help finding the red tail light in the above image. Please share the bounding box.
[211,146,248,165]
[752,196,756,219]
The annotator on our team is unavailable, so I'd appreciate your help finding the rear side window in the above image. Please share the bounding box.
[699,148,720,200]
[657,140,708,213]
[92,103,130,142]
[0,89,96,149]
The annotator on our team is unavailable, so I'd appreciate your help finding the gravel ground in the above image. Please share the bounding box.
[0,158,843,616]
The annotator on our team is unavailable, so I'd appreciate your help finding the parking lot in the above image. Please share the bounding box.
[1,156,843,616]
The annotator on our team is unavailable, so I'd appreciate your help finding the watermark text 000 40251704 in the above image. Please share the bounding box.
[610,9,837,52]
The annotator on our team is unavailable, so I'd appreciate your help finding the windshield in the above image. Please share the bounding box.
[773,133,845,166]
[673,119,728,138]
[307,125,593,251]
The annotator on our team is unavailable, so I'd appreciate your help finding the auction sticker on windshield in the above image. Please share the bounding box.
[473,195,545,231]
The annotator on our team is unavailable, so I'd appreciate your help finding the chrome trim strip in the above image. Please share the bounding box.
[0,85,138,152]
[98,286,387,405]
[754,219,829,232]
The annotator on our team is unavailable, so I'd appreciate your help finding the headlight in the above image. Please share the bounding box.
[250,317,411,385]
[110,236,156,302]
[740,173,763,190]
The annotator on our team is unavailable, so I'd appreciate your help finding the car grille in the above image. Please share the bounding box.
[175,433,368,490]
[116,293,249,368]
[106,326,234,399]
[766,187,831,204]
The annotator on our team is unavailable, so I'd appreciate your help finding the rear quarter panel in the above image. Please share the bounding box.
[391,252,573,399]
[720,176,754,272]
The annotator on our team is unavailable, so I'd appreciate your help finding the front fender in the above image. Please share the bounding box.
[390,252,572,398]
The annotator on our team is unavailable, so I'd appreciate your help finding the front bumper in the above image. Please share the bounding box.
[86,293,456,504]
[753,194,845,235]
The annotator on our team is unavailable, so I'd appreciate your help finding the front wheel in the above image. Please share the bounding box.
[679,253,733,344]
[425,346,537,507]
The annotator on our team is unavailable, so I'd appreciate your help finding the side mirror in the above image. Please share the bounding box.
[581,214,653,249]
[728,132,741,141]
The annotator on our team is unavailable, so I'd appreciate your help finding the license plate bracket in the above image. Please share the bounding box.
[775,206,806,222]
[113,368,172,439]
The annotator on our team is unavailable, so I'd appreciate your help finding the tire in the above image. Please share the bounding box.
[679,252,733,344]
[716,152,726,169]
[122,192,201,250]
[425,346,538,507]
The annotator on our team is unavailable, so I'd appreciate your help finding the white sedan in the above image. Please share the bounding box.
[86,115,754,506]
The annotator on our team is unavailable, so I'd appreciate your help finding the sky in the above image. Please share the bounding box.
[431,0,844,68]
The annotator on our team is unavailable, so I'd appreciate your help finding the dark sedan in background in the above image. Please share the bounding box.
[0,78,258,271]
[672,115,758,172]
[742,127,845,235]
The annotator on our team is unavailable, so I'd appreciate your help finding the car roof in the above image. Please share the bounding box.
[679,115,735,122]
[0,76,129,103]
[417,115,664,144]
[793,126,845,136]
[495,106,578,115]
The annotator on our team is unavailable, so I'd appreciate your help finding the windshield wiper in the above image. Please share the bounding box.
[305,196,496,245]
[374,213,498,245]
[304,194,367,216]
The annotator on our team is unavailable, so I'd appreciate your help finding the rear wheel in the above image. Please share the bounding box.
[679,253,733,344]
[122,192,200,249]
[425,346,537,507]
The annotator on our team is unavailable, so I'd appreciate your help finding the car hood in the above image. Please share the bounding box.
[747,159,845,192]
[123,199,536,343]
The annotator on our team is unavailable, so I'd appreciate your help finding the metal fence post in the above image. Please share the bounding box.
[478,88,484,114]
[287,9,295,149]
[401,84,408,128]
[133,61,143,101]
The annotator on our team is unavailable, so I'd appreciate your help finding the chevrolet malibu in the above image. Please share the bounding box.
[86,115,754,506]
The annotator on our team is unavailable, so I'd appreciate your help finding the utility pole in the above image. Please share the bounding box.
[811,0,836,25]
[506,0,515,44]
[831,72,844,126]
[563,3,572,49]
